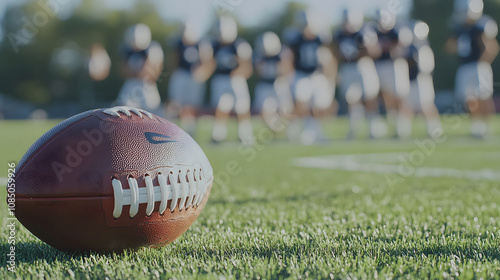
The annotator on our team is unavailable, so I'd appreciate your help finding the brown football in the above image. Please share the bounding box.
[14,106,213,253]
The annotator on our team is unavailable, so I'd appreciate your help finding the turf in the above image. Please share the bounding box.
[1,116,500,279]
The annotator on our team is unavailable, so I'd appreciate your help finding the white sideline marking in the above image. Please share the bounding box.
[293,153,500,182]
[0,177,7,185]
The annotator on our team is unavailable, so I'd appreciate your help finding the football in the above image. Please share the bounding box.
[13,106,213,253]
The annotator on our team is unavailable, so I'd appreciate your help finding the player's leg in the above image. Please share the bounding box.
[168,69,199,136]
[211,74,235,143]
[143,81,162,114]
[180,71,206,137]
[309,72,334,142]
[312,73,337,118]
[376,61,398,131]
[459,62,490,138]
[392,58,412,139]
[293,74,313,118]
[274,77,294,119]
[382,90,398,126]
[256,82,284,133]
[297,73,324,145]
[396,101,414,139]
[341,63,364,139]
[231,75,254,145]
[416,73,442,139]
[361,58,385,139]
[476,97,496,137]
[467,97,485,137]
[407,78,422,137]
[479,98,495,119]
[477,62,495,136]
[166,70,184,119]
[288,72,313,142]
[346,88,365,140]
[180,105,197,136]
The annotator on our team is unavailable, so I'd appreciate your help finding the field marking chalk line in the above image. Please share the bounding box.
[293,153,500,182]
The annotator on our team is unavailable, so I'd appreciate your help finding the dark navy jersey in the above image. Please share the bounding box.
[286,30,324,73]
[213,38,248,74]
[120,44,149,61]
[120,43,150,73]
[176,39,201,70]
[453,16,498,64]
[375,26,399,61]
[335,29,366,62]
[254,53,281,83]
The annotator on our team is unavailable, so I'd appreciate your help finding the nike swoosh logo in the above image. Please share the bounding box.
[144,132,177,144]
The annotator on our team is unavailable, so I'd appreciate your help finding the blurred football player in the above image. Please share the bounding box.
[117,24,164,114]
[373,9,412,138]
[448,0,498,138]
[403,20,443,139]
[253,31,294,133]
[286,10,336,145]
[334,8,386,139]
[210,16,254,145]
[167,21,215,137]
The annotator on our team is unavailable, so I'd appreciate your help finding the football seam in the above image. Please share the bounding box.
[103,106,155,120]
[112,167,210,219]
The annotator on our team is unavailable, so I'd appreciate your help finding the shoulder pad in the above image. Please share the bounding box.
[477,16,498,39]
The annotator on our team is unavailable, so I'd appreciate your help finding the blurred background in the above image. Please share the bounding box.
[0,0,499,119]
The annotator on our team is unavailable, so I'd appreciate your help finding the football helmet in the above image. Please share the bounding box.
[124,23,152,51]
[217,16,238,44]
[454,0,484,23]
[255,31,281,57]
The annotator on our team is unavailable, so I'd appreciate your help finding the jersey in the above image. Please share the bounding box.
[120,44,149,74]
[453,16,498,64]
[213,38,249,74]
[254,52,281,83]
[335,25,375,63]
[286,30,325,74]
[175,39,201,71]
[375,25,400,61]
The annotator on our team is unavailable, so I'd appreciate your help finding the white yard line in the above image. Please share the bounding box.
[0,177,7,185]
[293,153,500,182]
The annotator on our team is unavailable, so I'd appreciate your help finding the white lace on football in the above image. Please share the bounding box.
[111,168,208,219]
[103,106,153,119]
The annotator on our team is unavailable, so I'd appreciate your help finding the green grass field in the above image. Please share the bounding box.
[1,116,500,279]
